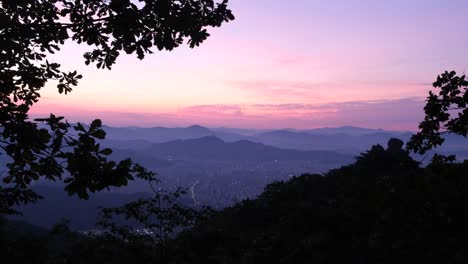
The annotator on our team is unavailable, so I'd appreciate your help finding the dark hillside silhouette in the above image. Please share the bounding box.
[155,139,468,263]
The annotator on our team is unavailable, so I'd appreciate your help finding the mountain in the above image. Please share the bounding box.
[104,139,154,150]
[253,129,413,153]
[304,126,388,135]
[98,125,412,154]
[103,125,214,143]
[144,136,354,163]
[99,125,415,154]
[41,124,467,156]
[208,130,257,142]
[209,127,267,136]
[103,125,258,144]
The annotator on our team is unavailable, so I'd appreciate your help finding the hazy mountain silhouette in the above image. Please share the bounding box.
[141,136,354,163]
[304,126,389,135]
[253,130,411,153]
[103,125,214,142]
[206,130,257,142]
[104,139,154,150]
[101,125,405,152]
[100,125,467,156]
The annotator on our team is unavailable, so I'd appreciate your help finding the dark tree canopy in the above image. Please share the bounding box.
[408,71,468,154]
[0,0,234,213]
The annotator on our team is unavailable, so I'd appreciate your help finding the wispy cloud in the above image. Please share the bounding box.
[31,97,426,130]
[175,97,426,130]
[180,105,244,116]
[226,80,337,102]
[226,78,430,103]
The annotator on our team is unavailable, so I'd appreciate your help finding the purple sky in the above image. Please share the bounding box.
[33,0,468,130]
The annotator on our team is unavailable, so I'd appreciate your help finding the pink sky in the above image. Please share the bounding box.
[32,0,468,130]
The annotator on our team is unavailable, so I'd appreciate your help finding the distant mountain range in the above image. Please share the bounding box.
[102,124,214,142]
[139,136,353,163]
[102,125,401,151]
[103,125,396,142]
[102,125,391,153]
[254,130,413,153]
[102,125,467,156]
[305,126,392,135]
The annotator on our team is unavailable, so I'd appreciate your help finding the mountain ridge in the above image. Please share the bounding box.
[141,136,354,163]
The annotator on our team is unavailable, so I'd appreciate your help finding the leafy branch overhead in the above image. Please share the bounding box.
[407,71,468,154]
[0,0,234,213]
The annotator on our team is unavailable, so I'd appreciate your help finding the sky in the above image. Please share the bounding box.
[32,0,468,130]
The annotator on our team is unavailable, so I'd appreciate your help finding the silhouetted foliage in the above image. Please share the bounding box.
[96,186,201,248]
[408,71,468,154]
[0,0,234,213]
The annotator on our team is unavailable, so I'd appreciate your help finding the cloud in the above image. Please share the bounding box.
[180,105,244,116]
[226,79,333,102]
[226,78,430,104]
[30,97,426,131]
[175,97,426,130]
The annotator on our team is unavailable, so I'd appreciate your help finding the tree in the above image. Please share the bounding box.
[96,186,204,257]
[407,71,468,154]
[0,0,234,213]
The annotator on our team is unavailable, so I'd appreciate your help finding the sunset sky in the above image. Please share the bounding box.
[33,0,468,130]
